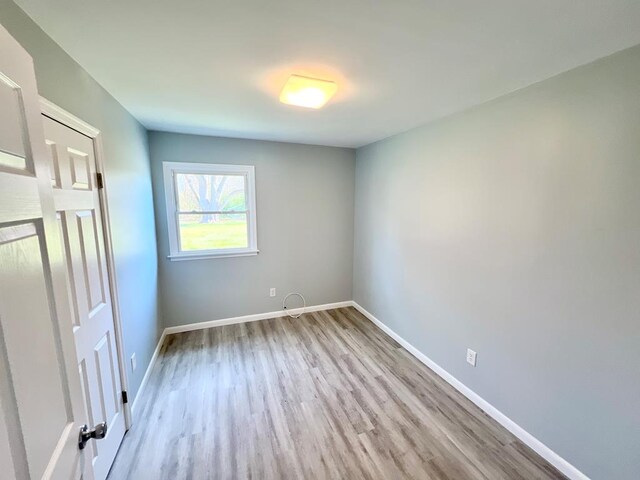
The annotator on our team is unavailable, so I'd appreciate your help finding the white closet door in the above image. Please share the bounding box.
[43,115,126,480]
[0,24,92,480]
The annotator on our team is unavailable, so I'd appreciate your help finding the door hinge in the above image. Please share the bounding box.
[96,172,104,189]
[122,391,128,404]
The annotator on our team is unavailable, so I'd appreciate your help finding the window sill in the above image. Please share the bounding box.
[167,250,259,261]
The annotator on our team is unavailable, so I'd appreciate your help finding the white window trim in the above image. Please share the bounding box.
[162,161,258,260]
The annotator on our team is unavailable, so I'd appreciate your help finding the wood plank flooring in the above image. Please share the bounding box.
[108,307,566,480]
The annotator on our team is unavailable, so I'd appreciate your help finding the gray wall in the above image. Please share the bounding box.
[1,1,161,400]
[354,45,640,480]
[149,132,355,327]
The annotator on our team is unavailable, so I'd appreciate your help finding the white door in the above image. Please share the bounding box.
[42,116,126,480]
[0,24,92,480]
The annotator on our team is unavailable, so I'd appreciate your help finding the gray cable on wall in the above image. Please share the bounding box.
[282,292,306,318]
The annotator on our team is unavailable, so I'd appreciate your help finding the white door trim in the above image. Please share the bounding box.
[39,96,132,429]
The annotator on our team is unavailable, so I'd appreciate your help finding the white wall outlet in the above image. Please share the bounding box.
[466,348,477,367]
[131,353,137,371]
[270,287,276,297]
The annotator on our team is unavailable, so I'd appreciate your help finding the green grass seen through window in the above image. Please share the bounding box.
[179,221,248,251]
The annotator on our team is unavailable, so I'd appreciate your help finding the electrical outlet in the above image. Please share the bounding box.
[270,287,276,297]
[131,353,137,371]
[466,349,477,367]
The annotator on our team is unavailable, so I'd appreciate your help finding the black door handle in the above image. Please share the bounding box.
[78,422,108,450]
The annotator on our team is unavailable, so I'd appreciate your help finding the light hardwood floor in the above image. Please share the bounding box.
[108,307,566,479]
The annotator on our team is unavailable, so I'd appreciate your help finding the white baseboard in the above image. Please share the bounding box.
[130,328,166,418]
[163,301,353,335]
[130,300,352,419]
[351,301,589,480]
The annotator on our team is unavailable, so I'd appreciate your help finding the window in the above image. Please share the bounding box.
[163,162,258,260]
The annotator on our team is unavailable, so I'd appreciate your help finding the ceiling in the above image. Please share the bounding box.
[15,0,640,148]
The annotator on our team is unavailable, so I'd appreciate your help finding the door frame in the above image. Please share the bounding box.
[39,96,132,429]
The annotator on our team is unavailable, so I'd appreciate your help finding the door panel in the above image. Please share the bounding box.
[0,24,90,480]
[0,224,70,477]
[69,150,91,190]
[47,141,62,188]
[43,115,126,480]
[0,71,28,170]
[75,210,106,312]
[57,213,82,330]
[94,332,119,426]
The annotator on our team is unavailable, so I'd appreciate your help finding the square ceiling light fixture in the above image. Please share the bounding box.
[279,74,337,109]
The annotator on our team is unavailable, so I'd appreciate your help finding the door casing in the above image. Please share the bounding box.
[40,96,132,429]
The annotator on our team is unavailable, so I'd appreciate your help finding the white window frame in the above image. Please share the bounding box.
[163,161,258,260]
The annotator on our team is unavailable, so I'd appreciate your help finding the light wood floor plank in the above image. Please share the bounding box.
[108,307,566,480]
